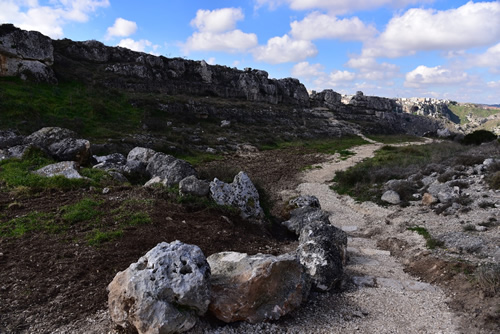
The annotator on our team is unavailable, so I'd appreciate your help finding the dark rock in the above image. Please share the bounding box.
[282,206,330,235]
[179,176,210,197]
[289,195,321,209]
[146,153,197,187]
[0,130,23,148]
[298,222,348,291]
[24,127,91,165]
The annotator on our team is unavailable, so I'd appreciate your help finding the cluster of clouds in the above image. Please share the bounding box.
[178,1,500,100]
[0,0,110,38]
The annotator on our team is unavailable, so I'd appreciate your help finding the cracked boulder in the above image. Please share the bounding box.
[108,241,211,334]
[209,171,263,220]
[207,252,310,323]
[24,127,91,165]
[298,222,348,291]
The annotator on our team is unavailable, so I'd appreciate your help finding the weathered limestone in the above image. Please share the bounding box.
[282,206,330,235]
[108,241,211,334]
[34,161,83,179]
[298,222,348,291]
[146,153,197,187]
[179,175,210,197]
[207,252,310,323]
[0,24,56,83]
[24,127,91,165]
[209,171,264,219]
[381,190,401,205]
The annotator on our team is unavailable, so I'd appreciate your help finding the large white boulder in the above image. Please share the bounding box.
[108,241,211,334]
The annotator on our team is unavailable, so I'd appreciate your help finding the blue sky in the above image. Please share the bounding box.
[2,1,500,104]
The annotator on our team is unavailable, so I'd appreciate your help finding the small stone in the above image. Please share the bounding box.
[102,187,110,194]
[475,226,487,232]
[381,190,400,204]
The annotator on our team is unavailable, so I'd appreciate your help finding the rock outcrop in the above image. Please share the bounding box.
[34,161,83,179]
[207,252,310,323]
[0,24,56,83]
[108,241,211,334]
[24,127,91,165]
[209,171,264,220]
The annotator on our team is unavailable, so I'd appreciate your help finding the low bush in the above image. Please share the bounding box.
[475,263,500,296]
[462,130,497,145]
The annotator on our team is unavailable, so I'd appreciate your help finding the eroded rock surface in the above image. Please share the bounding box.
[209,171,263,219]
[207,252,310,323]
[108,241,211,334]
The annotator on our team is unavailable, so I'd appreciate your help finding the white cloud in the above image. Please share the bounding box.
[290,12,377,41]
[106,18,137,40]
[184,30,258,53]
[328,70,356,82]
[404,65,469,88]
[207,57,216,65]
[253,34,317,64]
[118,38,160,54]
[346,57,400,80]
[255,0,432,14]
[487,80,500,89]
[183,8,257,53]
[292,62,324,77]
[363,1,500,58]
[0,0,110,38]
[472,43,500,69]
[191,8,244,33]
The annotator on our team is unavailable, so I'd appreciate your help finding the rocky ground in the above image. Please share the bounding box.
[0,138,499,333]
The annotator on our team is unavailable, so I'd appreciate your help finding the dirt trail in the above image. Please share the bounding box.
[293,136,461,334]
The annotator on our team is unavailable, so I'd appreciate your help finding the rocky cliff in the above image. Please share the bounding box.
[0,24,452,141]
[0,24,57,83]
[0,24,309,106]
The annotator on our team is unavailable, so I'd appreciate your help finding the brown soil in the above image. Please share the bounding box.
[0,148,323,334]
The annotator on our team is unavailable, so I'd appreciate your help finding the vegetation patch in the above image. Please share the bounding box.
[448,104,500,125]
[367,134,425,144]
[0,147,104,191]
[62,198,102,224]
[332,142,465,203]
[407,226,444,249]
[260,135,368,155]
[0,77,143,138]
[0,211,58,237]
[475,263,500,296]
[86,229,124,246]
[462,130,497,145]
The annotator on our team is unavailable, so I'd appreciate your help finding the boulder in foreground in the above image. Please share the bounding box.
[207,251,310,323]
[108,241,211,334]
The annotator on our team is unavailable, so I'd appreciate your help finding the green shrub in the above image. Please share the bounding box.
[407,226,444,249]
[462,130,497,145]
[87,229,123,246]
[62,198,102,224]
[475,263,500,296]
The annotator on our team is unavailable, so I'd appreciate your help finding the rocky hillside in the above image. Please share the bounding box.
[0,24,452,151]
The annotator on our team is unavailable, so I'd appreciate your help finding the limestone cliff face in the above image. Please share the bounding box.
[0,24,453,137]
[0,24,57,83]
[52,37,309,106]
[0,24,309,106]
